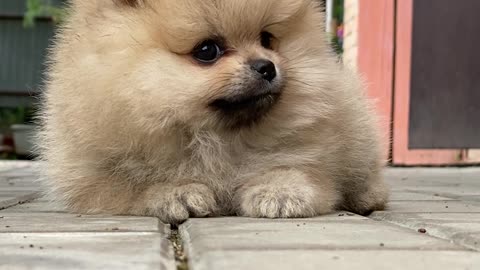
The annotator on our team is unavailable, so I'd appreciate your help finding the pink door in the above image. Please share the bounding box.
[357,0,480,165]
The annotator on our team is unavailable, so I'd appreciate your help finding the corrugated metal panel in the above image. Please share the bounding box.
[0,20,54,94]
[0,96,35,108]
[0,1,27,15]
[0,0,64,107]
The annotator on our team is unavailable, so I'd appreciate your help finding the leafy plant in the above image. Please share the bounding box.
[24,0,65,27]
[331,0,344,55]
[0,107,37,159]
[331,35,343,55]
[0,107,36,130]
[333,0,344,25]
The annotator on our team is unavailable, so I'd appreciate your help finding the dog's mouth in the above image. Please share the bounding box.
[210,92,280,111]
[209,89,282,128]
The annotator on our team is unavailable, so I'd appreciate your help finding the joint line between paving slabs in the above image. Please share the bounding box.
[0,192,41,211]
[170,225,189,270]
[369,216,479,252]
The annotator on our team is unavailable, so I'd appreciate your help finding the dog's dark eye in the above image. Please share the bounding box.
[260,31,274,50]
[192,40,224,63]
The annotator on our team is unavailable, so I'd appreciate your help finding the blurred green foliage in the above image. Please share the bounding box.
[332,0,344,55]
[333,0,344,24]
[0,107,36,131]
[24,0,65,27]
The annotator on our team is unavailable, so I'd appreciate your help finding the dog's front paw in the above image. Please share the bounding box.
[343,177,390,216]
[135,183,218,224]
[237,184,325,218]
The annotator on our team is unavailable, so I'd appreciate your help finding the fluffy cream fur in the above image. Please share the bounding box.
[39,0,389,224]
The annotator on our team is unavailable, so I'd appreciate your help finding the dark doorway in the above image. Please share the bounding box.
[408,0,480,149]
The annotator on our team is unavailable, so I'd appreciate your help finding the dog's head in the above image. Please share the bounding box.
[64,0,335,132]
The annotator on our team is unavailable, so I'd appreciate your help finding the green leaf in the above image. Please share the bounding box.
[23,0,66,28]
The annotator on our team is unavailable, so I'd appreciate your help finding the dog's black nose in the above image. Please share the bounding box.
[250,59,276,82]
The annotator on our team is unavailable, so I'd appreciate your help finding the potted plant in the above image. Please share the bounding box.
[0,107,37,159]
[10,107,37,157]
[0,109,18,158]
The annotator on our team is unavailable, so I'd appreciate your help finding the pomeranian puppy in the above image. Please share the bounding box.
[39,0,388,224]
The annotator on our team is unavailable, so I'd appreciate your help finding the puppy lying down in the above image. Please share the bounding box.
[39,0,389,224]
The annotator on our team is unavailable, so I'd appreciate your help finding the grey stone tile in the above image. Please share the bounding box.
[1,164,479,270]
[0,167,42,211]
[0,192,40,210]
[389,191,455,201]
[0,161,33,172]
[0,169,40,179]
[0,175,40,184]
[407,186,480,197]
[385,168,480,196]
[190,250,480,270]
[459,195,480,202]
[0,182,42,190]
[1,199,66,214]
[385,168,480,184]
[457,233,480,252]
[0,213,163,233]
[0,182,40,190]
[0,232,175,270]
[180,216,462,253]
[372,212,480,251]
[0,174,41,197]
[386,201,480,213]
[0,191,40,197]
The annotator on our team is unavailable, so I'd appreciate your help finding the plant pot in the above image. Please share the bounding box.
[11,124,36,156]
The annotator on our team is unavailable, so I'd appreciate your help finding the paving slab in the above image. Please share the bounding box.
[191,250,480,270]
[0,190,40,197]
[0,169,41,179]
[1,163,480,270]
[372,212,480,251]
[458,233,480,252]
[0,232,175,270]
[458,195,480,202]
[180,216,463,254]
[0,180,41,189]
[389,191,455,201]
[405,186,480,198]
[387,172,477,185]
[386,168,480,197]
[0,192,40,210]
[386,200,480,213]
[0,213,162,233]
[0,161,176,270]
[0,163,42,210]
[0,197,175,270]
[1,199,67,214]
[385,168,480,184]
[0,161,34,172]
